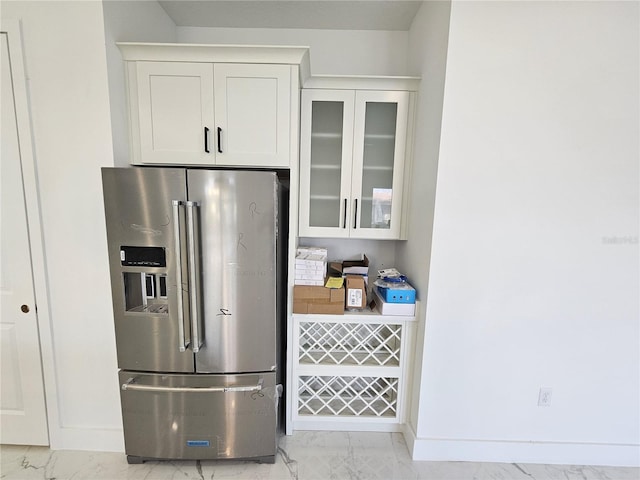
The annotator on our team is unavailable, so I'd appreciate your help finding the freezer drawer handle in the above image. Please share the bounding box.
[172,200,189,352]
[122,378,263,393]
[186,201,203,352]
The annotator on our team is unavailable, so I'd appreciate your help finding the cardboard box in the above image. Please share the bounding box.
[295,253,327,268]
[345,275,366,309]
[373,287,416,316]
[328,262,343,277]
[293,285,345,315]
[296,246,328,256]
[342,255,369,275]
[295,264,327,273]
[294,279,325,286]
[295,271,325,281]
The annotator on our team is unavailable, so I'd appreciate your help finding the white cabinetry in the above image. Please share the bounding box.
[119,43,308,168]
[135,61,214,165]
[288,310,416,433]
[299,77,419,239]
[214,64,291,167]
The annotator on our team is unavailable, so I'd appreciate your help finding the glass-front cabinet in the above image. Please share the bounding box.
[299,88,410,239]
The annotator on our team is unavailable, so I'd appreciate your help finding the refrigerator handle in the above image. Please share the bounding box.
[186,201,203,352]
[122,377,263,393]
[172,201,189,352]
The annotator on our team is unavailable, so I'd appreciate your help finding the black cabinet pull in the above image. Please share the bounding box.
[353,199,358,229]
[204,127,210,153]
[343,198,347,229]
[217,127,223,153]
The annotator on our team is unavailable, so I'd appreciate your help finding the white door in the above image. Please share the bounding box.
[0,32,49,445]
[214,64,291,167]
[136,61,215,165]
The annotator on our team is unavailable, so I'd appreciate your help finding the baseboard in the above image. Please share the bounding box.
[292,420,404,433]
[50,426,125,453]
[402,425,639,467]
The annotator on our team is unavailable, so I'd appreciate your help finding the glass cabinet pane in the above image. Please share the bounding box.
[359,102,397,229]
[309,101,344,228]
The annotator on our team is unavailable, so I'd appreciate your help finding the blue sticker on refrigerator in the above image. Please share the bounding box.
[186,440,210,447]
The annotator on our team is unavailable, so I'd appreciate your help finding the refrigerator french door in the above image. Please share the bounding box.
[102,167,284,464]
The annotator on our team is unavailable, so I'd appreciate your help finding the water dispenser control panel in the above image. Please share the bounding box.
[120,246,166,267]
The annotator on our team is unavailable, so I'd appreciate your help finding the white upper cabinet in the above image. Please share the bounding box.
[133,62,290,167]
[136,61,215,165]
[214,64,291,167]
[299,82,416,240]
[119,43,308,168]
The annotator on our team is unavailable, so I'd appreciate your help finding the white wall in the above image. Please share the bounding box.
[412,1,639,466]
[2,1,122,451]
[395,0,451,437]
[102,0,177,166]
[177,26,408,76]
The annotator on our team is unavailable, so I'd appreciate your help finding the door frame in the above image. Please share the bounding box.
[1,19,59,447]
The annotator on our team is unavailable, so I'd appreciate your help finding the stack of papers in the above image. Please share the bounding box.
[294,247,327,286]
[324,277,344,289]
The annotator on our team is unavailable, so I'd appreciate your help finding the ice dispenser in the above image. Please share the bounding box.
[120,246,169,314]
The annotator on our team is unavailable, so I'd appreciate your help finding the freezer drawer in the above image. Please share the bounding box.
[119,371,279,462]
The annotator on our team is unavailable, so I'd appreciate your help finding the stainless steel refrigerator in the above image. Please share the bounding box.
[101,167,286,464]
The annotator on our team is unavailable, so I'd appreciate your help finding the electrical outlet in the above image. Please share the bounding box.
[538,387,553,407]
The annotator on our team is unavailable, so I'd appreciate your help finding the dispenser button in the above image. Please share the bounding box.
[145,274,155,298]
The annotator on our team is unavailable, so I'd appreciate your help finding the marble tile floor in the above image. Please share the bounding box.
[1,432,638,480]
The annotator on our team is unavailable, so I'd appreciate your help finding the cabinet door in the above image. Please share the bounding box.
[350,91,409,239]
[299,90,355,238]
[136,62,214,165]
[214,64,291,167]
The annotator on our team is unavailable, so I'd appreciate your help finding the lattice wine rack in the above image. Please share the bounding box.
[298,375,399,417]
[299,321,402,366]
[288,310,417,433]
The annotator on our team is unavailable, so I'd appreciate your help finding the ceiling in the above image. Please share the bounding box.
[158,1,423,31]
